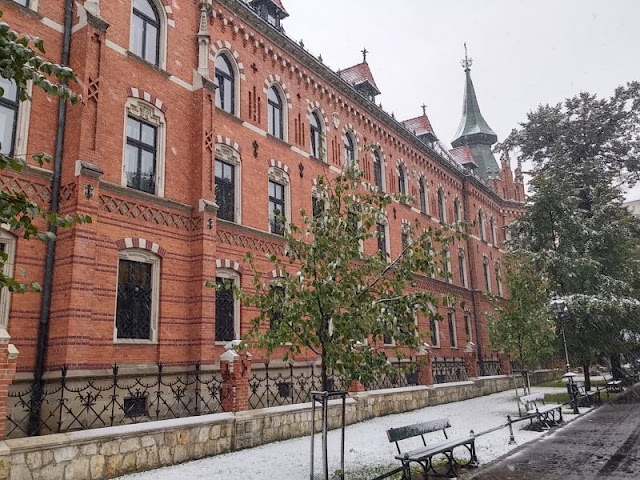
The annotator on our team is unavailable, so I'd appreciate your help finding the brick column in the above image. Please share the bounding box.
[348,380,365,393]
[220,341,252,413]
[416,352,433,386]
[499,353,512,376]
[0,328,19,440]
[463,342,478,378]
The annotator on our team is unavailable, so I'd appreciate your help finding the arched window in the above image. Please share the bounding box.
[344,132,355,168]
[453,198,461,230]
[437,188,445,223]
[458,249,467,288]
[398,165,406,195]
[215,269,240,343]
[495,262,503,296]
[373,150,383,190]
[310,111,323,159]
[215,55,235,115]
[478,210,485,241]
[267,86,284,139]
[419,178,427,214]
[490,216,497,245]
[131,0,160,66]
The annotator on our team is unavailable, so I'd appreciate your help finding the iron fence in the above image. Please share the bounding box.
[432,357,468,384]
[479,358,502,376]
[6,363,223,439]
[249,362,347,410]
[364,360,418,391]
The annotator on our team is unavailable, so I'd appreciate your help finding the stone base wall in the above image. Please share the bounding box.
[0,370,561,480]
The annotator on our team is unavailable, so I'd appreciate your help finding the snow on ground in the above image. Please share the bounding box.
[118,386,583,480]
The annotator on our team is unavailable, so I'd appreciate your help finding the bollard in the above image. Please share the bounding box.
[507,415,516,445]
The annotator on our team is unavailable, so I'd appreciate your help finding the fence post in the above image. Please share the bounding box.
[499,353,512,376]
[220,340,252,413]
[0,328,19,440]
[463,342,479,378]
[416,349,434,386]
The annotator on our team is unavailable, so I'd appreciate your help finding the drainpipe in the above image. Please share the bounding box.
[462,176,484,364]
[29,0,74,436]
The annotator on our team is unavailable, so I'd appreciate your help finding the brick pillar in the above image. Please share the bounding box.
[463,342,478,378]
[499,353,512,376]
[220,341,252,413]
[0,329,19,440]
[348,380,365,393]
[416,352,433,386]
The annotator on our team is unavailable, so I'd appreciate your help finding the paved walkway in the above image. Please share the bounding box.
[468,387,640,480]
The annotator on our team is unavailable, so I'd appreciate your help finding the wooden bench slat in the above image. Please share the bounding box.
[386,418,451,443]
[396,436,475,461]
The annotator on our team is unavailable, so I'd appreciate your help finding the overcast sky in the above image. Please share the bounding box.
[282,0,640,200]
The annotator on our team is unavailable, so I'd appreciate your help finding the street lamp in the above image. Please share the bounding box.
[551,297,578,414]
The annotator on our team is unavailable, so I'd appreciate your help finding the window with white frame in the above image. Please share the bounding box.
[123,98,166,196]
[443,245,452,283]
[0,230,16,330]
[483,257,491,293]
[0,78,31,158]
[430,317,440,347]
[373,150,384,191]
[310,111,324,160]
[495,262,503,296]
[376,222,389,255]
[115,249,160,343]
[490,216,497,245]
[398,164,407,196]
[215,269,240,342]
[458,248,467,288]
[215,54,236,115]
[478,210,486,241]
[464,312,472,342]
[448,309,457,348]
[268,167,290,236]
[343,131,356,169]
[437,188,446,223]
[419,178,428,214]
[130,0,166,68]
[214,143,242,224]
[267,86,285,140]
[454,198,461,231]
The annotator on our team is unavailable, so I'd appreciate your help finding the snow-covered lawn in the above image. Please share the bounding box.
[118,386,584,480]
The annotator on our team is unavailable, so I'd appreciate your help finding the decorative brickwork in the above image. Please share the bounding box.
[115,238,167,257]
[0,174,50,205]
[99,195,200,231]
[215,258,244,274]
[126,87,167,113]
[216,229,284,256]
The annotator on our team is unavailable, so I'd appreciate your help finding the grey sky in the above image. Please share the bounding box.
[282,0,640,200]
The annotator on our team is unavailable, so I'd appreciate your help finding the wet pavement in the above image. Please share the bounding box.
[468,387,640,480]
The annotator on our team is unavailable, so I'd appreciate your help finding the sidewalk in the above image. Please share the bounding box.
[117,385,580,480]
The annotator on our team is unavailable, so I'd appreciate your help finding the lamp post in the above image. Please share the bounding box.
[551,297,578,414]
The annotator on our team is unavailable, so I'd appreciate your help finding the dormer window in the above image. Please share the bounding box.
[250,0,289,31]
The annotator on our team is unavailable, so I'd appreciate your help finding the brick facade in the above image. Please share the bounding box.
[0,0,525,375]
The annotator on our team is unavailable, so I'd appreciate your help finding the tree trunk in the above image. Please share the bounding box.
[610,353,623,381]
[321,348,329,392]
[583,363,591,391]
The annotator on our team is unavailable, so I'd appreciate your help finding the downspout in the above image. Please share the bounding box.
[462,176,484,364]
[29,0,74,436]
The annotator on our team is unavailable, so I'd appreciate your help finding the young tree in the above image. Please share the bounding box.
[488,256,556,372]
[0,10,85,291]
[221,168,458,391]
[498,83,640,384]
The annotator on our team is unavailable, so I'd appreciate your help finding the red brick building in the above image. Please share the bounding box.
[0,0,524,399]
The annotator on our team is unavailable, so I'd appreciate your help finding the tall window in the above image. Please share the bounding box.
[344,132,355,168]
[0,78,19,156]
[419,178,427,214]
[437,188,445,223]
[215,159,235,222]
[215,277,236,342]
[443,247,451,282]
[373,150,383,190]
[401,229,410,250]
[267,86,284,139]
[430,317,439,347]
[448,310,457,348]
[483,258,491,293]
[310,112,322,159]
[453,198,461,230]
[464,313,472,342]
[269,285,285,329]
[490,216,497,245]
[269,180,286,235]
[398,165,406,195]
[458,250,467,288]
[376,223,387,254]
[131,0,160,65]
[312,195,323,219]
[125,116,157,194]
[215,55,235,115]
[115,250,160,342]
[0,231,16,330]
[495,263,503,296]
[478,210,485,241]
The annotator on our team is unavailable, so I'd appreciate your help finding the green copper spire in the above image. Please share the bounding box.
[452,44,500,180]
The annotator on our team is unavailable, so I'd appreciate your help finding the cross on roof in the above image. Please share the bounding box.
[361,48,369,63]
[461,42,473,71]
[421,103,427,116]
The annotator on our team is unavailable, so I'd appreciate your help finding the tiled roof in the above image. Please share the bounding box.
[271,0,289,17]
[449,145,477,166]
[339,62,380,95]
[403,115,435,137]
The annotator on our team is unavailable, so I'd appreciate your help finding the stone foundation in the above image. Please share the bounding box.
[0,370,560,480]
